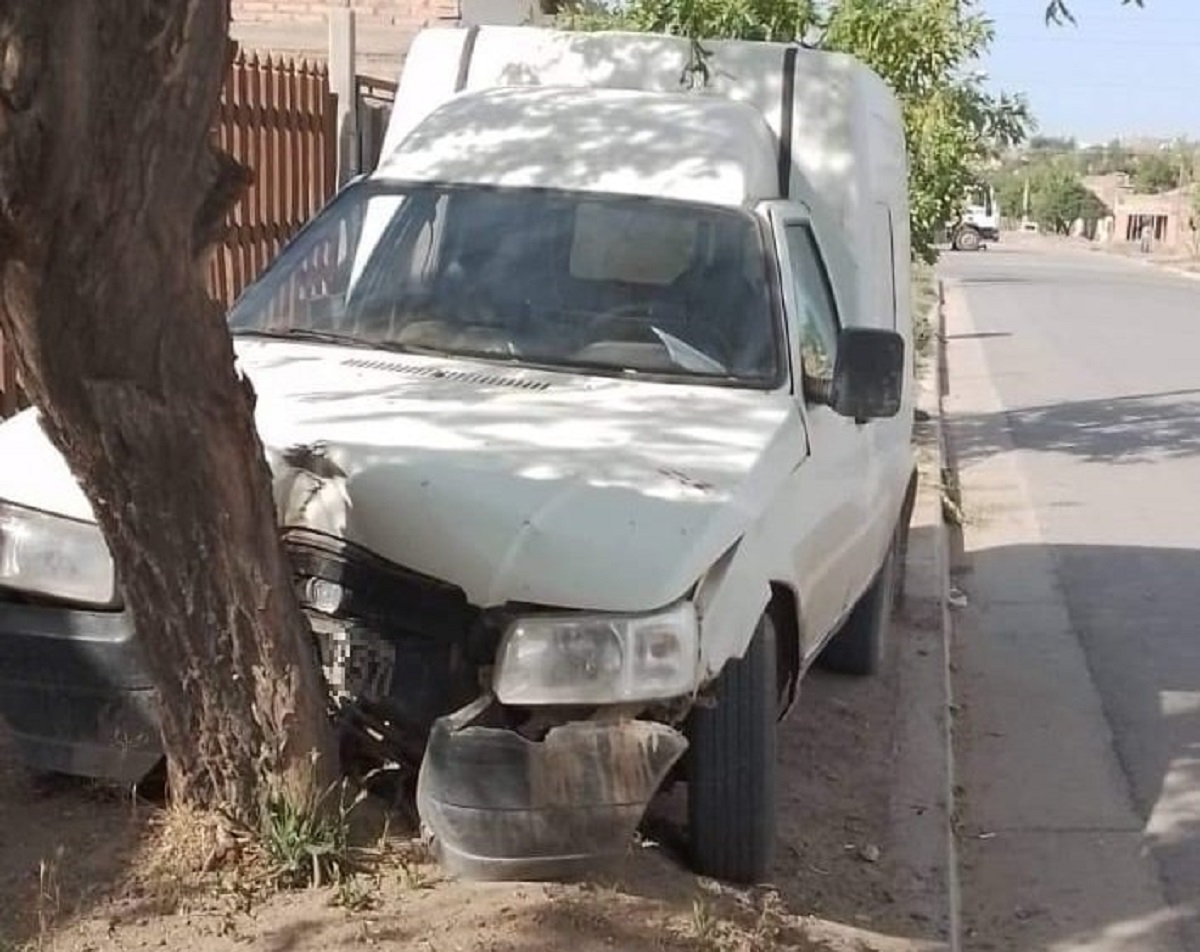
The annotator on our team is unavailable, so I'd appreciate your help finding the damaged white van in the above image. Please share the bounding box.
[0,27,915,884]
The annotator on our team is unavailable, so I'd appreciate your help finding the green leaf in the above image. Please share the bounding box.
[1046,0,1145,26]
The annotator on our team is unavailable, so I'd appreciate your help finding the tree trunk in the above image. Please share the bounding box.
[0,2,335,820]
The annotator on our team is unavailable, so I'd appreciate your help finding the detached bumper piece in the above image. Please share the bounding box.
[417,696,687,880]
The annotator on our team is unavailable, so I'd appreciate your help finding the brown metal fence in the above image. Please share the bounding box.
[209,51,338,308]
[0,50,339,418]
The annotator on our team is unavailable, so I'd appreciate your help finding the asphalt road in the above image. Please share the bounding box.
[940,242,1200,951]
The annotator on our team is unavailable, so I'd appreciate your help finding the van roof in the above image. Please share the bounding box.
[376,86,781,207]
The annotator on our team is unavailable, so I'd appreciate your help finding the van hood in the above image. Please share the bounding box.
[0,342,806,611]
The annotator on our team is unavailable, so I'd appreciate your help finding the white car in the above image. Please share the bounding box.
[0,28,916,884]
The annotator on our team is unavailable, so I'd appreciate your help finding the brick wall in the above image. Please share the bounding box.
[231,1,461,29]
[228,0,543,79]
[229,1,462,77]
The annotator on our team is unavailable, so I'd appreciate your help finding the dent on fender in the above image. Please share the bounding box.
[272,442,352,537]
[694,536,773,680]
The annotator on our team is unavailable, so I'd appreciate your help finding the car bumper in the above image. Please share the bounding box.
[417,695,687,880]
[0,599,161,782]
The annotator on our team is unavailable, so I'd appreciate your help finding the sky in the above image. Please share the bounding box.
[979,0,1200,143]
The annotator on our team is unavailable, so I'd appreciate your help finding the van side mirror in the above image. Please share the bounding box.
[830,328,905,422]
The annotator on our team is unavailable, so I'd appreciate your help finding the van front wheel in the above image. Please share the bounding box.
[686,615,777,884]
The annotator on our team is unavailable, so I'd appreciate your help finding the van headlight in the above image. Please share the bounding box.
[0,501,116,606]
[493,601,699,705]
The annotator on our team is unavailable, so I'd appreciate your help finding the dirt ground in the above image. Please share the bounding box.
[0,610,943,952]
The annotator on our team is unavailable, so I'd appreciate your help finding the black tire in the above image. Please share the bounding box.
[953,226,982,252]
[686,615,777,884]
[819,540,898,676]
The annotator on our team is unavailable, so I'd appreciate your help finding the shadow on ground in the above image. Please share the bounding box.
[0,744,153,947]
[949,388,1200,468]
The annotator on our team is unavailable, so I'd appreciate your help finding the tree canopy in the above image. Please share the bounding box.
[1132,152,1184,194]
[822,0,1029,261]
[990,161,1108,234]
[1045,0,1145,25]
[1046,0,1147,24]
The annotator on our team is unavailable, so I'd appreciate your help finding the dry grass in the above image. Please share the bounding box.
[138,802,226,878]
[34,848,63,952]
[666,887,794,951]
[117,776,402,921]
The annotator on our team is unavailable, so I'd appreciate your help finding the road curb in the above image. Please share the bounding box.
[1083,243,1200,282]
[1143,259,1200,282]
[931,282,962,952]
[893,281,961,952]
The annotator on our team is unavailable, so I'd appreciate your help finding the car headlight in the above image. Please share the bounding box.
[493,601,699,705]
[0,501,116,606]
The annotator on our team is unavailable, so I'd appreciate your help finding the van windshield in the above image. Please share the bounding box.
[228,181,781,385]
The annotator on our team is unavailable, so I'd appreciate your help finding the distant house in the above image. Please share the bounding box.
[1084,173,1197,252]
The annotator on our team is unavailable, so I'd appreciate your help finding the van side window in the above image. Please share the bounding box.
[784,224,841,381]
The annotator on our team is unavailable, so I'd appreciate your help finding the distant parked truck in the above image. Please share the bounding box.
[950,184,1000,251]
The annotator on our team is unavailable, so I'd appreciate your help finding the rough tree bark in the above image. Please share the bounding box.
[0,2,335,819]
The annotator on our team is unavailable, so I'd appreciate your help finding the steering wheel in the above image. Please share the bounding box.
[591,304,663,344]
[451,325,522,356]
[396,321,521,356]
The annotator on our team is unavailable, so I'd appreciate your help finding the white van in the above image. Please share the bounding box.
[0,27,915,884]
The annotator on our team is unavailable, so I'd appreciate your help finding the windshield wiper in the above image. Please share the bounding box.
[370,340,449,357]
[232,328,379,349]
[371,340,530,363]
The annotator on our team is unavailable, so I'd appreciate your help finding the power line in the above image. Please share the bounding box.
[999,81,1200,91]
[996,34,1199,47]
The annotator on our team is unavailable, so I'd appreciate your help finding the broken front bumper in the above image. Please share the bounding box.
[417,696,687,880]
[0,598,687,881]
[0,600,160,782]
